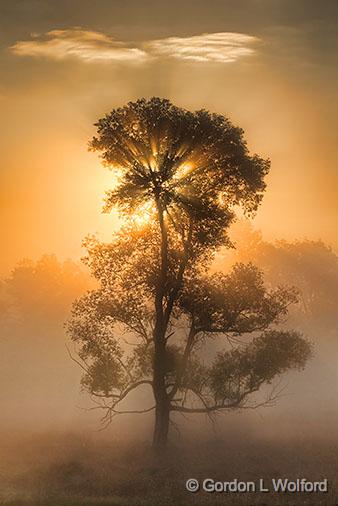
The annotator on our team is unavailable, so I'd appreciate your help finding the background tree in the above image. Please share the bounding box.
[3,255,92,330]
[67,98,311,451]
[217,220,338,336]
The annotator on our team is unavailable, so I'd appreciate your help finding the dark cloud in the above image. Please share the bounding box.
[1,0,338,44]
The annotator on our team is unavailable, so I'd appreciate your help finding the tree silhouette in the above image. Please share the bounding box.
[67,98,311,451]
[3,255,92,328]
[218,220,338,336]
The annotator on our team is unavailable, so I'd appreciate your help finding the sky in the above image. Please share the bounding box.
[0,0,338,275]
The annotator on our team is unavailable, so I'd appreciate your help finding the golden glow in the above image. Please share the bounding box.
[174,162,195,181]
[148,154,157,171]
[1,18,338,276]
[131,201,157,228]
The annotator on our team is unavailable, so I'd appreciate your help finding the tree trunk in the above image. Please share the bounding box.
[151,199,170,452]
[152,337,170,452]
[152,397,170,451]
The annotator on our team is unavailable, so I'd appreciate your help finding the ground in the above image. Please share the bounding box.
[0,432,337,506]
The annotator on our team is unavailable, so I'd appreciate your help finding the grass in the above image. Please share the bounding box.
[1,499,128,506]
[2,494,338,506]
[0,432,337,506]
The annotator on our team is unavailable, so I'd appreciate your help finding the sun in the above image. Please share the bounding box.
[131,200,157,228]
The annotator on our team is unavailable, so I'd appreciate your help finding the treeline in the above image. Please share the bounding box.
[0,254,94,332]
[216,221,338,338]
[0,226,337,430]
[1,226,337,338]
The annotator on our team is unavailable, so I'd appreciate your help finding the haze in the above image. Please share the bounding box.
[1,0,338,275]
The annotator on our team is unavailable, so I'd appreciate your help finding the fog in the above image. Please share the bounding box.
[0,224,337,504]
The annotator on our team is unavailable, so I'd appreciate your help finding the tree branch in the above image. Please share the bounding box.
[168,324,196,399]
[170,384,266,414]
[164,221,193,328]
[117,379,153,404]
[87,379,154,429]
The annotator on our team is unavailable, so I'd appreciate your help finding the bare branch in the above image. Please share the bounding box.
[117,379,153,404]
[65,343,90,375]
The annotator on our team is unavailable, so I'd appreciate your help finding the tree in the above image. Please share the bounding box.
[217,220,338,335]
[67,98,311,451]
[3,255,93,329]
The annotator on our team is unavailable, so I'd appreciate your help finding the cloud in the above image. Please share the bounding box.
[10,29,148,63]
[146,32,260,63]
[10,29,259,65]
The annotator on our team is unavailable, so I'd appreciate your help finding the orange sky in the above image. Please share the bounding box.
[0,1,337,275]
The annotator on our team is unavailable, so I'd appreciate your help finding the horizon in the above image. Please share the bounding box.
[1,0,338,274]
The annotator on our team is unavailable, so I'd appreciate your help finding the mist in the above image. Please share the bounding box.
[0,223,337,504]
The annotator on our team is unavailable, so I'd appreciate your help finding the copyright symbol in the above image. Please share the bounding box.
[186,478,199,492]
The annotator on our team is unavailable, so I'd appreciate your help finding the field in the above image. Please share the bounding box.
[0,431,337,506]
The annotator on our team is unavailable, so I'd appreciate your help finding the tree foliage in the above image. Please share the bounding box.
[67,98,311,445]
[68,229,310,419]
[220,220,338,334]
[90,97,269,249]
[1,255,92,329]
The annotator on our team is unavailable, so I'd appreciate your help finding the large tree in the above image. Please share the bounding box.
[67,98,311,451]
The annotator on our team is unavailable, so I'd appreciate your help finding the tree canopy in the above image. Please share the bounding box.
[67,98,311,449]
[218,220,338,335]
[90,97,269,248]
[68,230,310,420]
